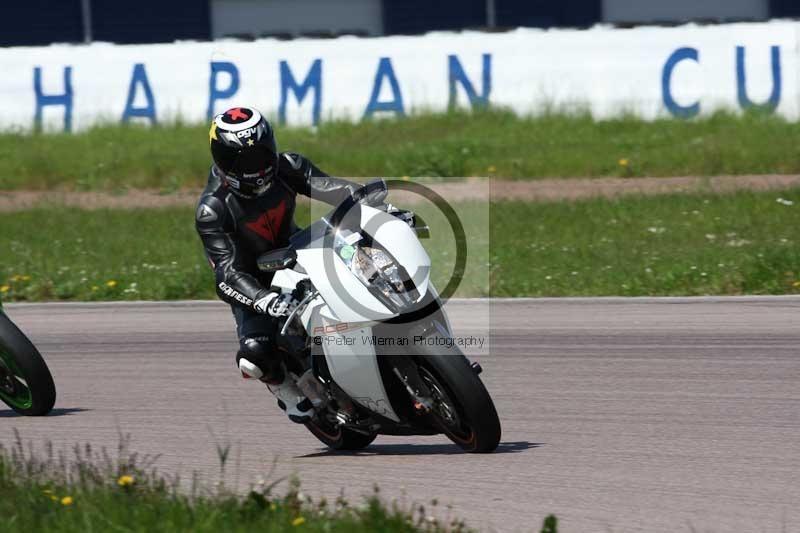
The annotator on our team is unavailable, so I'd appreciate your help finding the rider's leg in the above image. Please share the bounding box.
[232,306,313,423]
[232,305,282,382]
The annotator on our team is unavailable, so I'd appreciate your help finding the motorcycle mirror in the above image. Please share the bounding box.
[413,213,430,239]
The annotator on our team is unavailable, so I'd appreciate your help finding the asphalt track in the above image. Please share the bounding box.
[2,298,799,532]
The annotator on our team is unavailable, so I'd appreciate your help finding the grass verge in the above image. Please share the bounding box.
[2,109,800,190]
[0,191,798,300]
[0,200,492,301]
[491,190,800,297]
[0,430,473,533]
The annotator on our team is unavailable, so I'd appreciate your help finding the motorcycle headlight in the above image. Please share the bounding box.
[334,232,417,311]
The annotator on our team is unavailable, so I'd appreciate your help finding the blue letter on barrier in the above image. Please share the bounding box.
[662,47,700,118]
[33,66,73,132]
[448,54,492,109]
[122,63,157,124]
[279,59,322,125]
[736,46,781,113]
[207,61,240,120]
[364,57,405,118]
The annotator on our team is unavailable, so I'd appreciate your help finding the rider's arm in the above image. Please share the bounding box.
[195,195,274,313]
[278,152,360,206]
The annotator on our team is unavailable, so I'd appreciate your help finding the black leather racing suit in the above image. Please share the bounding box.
[195,152,361,379]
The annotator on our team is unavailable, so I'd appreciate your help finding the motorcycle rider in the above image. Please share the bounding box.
[196,106,371,423]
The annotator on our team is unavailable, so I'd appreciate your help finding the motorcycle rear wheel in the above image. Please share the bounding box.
[305,417,378,451]
[0,312,56,416]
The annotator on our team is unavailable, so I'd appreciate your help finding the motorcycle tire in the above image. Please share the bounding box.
[0,312,56,416]
[305,418,377,451]
[415,339,501,453]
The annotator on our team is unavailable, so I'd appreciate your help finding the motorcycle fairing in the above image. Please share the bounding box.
[311,305,401,422]
[270,203,435,425]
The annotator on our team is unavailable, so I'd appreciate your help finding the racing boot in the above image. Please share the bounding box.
[266,376,314,424]
[237,358,313,423]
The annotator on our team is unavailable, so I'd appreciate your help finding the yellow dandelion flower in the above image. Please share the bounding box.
[0,285,9,293]
[117,474,135,487]
[618,158,629,167]
[106,280,117,288]
[793,280,800,288]
[270,502,278,511]
[61,496,74,506]
[10,275,21,282]
[292,516,306,527]
[21,275,31,282]
[487,165,497,173]
[91,286,99,291]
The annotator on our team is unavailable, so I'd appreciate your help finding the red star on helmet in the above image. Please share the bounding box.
[226,108,249,121]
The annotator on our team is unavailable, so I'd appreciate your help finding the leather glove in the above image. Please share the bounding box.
[359,178,389,206]
[254,292,299,317]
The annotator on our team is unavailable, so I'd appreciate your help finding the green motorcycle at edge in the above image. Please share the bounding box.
[0,301,55,416]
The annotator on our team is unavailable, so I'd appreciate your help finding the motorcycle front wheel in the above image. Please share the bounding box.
[0,312,56,416]
[415,338,501,453]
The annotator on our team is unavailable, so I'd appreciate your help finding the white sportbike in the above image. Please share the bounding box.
[259,181,501,453]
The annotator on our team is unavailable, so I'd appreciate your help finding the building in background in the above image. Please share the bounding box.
[3,0,800,47]
[0,0,210,46]
[211,0,383,38]
[0,0,85,47]
[91,0,210,43]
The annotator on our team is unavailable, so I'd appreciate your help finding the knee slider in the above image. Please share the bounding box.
[236,337,283,383]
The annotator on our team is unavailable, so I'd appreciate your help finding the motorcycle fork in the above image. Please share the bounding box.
[384,354,435,413]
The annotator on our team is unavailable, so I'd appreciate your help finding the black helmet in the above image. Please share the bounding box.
[209,107,278,198]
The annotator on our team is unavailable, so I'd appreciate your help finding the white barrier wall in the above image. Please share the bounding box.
[0,21,794,132]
